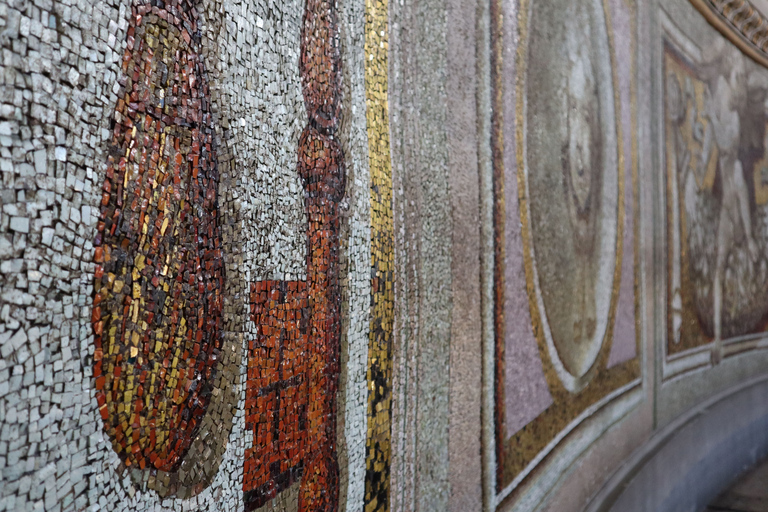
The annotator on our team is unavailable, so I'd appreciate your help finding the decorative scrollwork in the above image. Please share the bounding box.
[691,0,768,68]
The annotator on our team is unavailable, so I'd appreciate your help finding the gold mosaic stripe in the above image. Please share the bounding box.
[364,0,394,509]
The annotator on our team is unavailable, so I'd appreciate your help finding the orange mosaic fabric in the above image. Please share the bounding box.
[242,0,344,510]
[91,0,224,472]
[245,281,310,503]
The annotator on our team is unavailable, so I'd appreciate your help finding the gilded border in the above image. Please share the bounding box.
[364,0,394,509]
[491,0,506,493]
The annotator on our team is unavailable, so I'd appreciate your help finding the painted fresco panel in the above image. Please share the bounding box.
[663,3,768,375]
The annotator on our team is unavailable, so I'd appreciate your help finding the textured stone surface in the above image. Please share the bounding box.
[388,0,452,508]
[446,0,483,507]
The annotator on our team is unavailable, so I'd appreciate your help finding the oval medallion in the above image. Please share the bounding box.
[92,2,224,472]
[520,0,622,392]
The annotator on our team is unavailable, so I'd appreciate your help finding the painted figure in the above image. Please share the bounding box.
[550,14,609,381]
[561,38,603,372]
[667,38,768,362]
[698,42,759,363]
[523,0,620,390]
[666,71,692,346]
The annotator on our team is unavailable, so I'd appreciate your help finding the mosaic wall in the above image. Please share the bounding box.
[0,0,391,508]
[5,0,768,510]
[492,0,642,503]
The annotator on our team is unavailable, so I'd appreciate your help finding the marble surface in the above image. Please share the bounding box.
[708,459,768,512]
